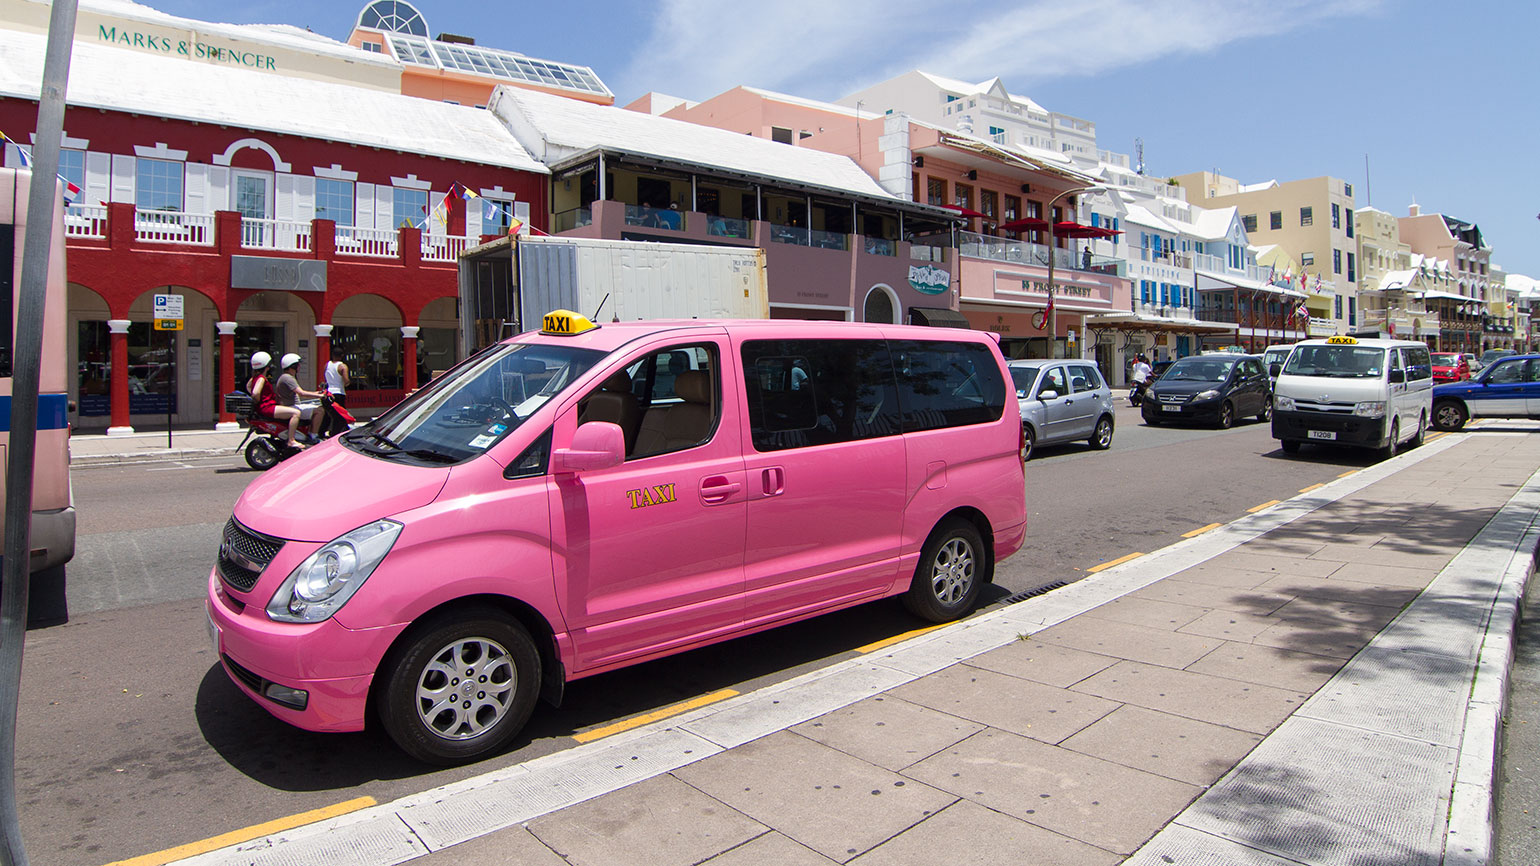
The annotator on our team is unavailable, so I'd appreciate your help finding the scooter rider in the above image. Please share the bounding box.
[246,352,278,421]
[274,352,325,450]
[1130,354,1153,405]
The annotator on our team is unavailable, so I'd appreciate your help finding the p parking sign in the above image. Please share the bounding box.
[153,294,184,330]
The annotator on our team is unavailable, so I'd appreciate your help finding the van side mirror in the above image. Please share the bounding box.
[1387,369,1406,384]
[554,422,625,474]
[1268,362,1281,377]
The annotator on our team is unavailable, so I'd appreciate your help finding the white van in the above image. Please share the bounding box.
[1270,336,1433,459]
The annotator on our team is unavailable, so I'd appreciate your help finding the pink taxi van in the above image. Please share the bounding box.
[209,312,1026,763]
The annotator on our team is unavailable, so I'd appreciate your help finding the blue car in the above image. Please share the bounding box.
[1431,353,1540,430]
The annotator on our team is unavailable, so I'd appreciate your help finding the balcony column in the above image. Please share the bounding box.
[106,319,134,436]
[215,321,239,430]
[401,326,420,393]
[313,324,334,393]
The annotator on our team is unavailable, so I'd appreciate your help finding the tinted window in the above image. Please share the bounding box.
[1404,346,1432,381]
[1283,345,1385,379]
[1069,365,1102,393]
[1008,366,1040,398]
[891,340,1007,431]
[1486,359,1525,384]
[742,339,901,452]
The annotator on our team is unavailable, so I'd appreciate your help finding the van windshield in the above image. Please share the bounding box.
[1281,345,1385,379]
[346,342,606,464]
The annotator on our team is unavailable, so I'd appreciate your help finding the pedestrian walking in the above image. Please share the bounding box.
[323,356,350,408]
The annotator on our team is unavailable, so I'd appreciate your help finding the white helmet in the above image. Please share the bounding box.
[280,352,301,370]
[250,351,271,370]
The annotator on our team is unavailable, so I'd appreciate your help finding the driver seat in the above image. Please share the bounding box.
[577,371,642,454]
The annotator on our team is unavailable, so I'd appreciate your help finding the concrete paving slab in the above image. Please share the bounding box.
[1185,641,1345,692]
[1205,550,1345,577]
[962,640,1118,689]
[1129,579,1296,615]
[903,729,1201,855]
[791,695,984,772]
[1309,542,1457,571]
[1030,618,1220,669]
[413,824,568,865]
[674,731,956,863]
[848,799,1121,866]
[524,774,766,866]
[700,832,840,865]
[1080,595,1210,630]
[1241,537,1329,557]
[1126,823,1320,866]
[1297,645,1474,747]
[890,665,1120,745]
[1176,609,1278,642]
[1059,704,1263,787]
[1325,560,1441,588]
[1249,620,1379,660]
[1071,661,1309,735]
[1171,564,1304,589]
[1270,597,1405,629]
[1251,574,1423,608]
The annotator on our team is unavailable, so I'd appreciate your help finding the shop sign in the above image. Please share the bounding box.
[96,25,278,71]
[231,256,327,292]
[909,265,950,295]
[1018,278,1094,298]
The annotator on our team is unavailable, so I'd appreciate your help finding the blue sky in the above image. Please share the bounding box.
[151,0,1538,276]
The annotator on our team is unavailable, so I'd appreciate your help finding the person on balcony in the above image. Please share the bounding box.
[1082,246,1093,270]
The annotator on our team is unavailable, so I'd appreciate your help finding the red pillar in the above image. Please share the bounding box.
[107,319,133,435]
[401,326,420,393]
[216,321,238,427]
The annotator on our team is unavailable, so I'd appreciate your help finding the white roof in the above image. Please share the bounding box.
[0,30,547,172]
[1196,268,1306,298]
[492,86,901,201]
[914,70,1048,114]
[1377,269,1417,291]
[1189,206,1238,241]
[75,0,396,68]
[1238,180,1278,192]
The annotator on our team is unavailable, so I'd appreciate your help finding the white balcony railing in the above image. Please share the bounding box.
[334,225,398,258]
[64,203,107,239]
[240,217,313,252]
[421,234,475,263]
[134,210,214,246]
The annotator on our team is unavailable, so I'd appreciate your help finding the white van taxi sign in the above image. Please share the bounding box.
[1326,335,1358,345]
[541,310,598,336]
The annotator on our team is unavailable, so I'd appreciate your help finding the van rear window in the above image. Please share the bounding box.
[890,340,1006,431]
[741,339,901,451]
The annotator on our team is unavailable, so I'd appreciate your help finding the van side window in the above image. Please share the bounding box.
[741,339,901,452]
[630,344,720,459]
[891,340,1007,431]
[1405,346,1432,381]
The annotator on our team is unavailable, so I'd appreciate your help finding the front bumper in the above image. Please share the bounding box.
[1272,410,1387,449]
[1142,397,1223,423]
[207,570,407,733]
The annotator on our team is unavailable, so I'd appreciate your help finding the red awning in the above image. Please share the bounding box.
[1087,226,1124,238]
[942,204,989,219]
[999,217,1050,232]
[1053,221,1103,238]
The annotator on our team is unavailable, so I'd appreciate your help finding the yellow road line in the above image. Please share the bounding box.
[1088,552,1144,573]
[572,689,739,744]
[1182,523,1222,538]
[1427,431,1446,441]
[1247,500,1282,513]
[102,796,376,866]
[1337,469,1359,478]
[855,623,948,654]
[1298,483,1325,493]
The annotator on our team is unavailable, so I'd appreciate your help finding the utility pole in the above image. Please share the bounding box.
[0,2,77,864]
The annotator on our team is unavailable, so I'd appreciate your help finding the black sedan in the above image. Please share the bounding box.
[1141,353,1272,429]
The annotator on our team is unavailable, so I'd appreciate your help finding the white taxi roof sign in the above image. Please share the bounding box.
[541,310,598,336]
[1326,335,1358,345]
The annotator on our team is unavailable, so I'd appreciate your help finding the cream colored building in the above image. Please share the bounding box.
[1398,206,1499,352]
[1172,171,1358,336]
[1353,207,1438,343]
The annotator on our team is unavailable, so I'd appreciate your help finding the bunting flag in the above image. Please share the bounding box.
[1,130,30,166]
[2,130,80,206]
[1295,302,1309,320]
[1314,275,1323,291]
[61,178,80,205]
[482,198,501,222]
[505,216,524,236]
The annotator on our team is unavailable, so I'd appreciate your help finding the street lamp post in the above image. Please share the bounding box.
[1043,185,1108,358]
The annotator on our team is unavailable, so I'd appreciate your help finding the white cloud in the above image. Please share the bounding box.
[615,0,1386,102]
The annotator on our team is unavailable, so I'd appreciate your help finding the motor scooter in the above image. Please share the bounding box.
[1128,379,1150,407]
[224,391,356,470]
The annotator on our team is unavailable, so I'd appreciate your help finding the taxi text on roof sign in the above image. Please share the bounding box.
[1326,335,1358,344]
[541,310,598,336]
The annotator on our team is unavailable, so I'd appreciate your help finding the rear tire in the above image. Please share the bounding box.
[244,438,281,471]
[379,608,541,766]
[1410,412,1426,448]
[1021,425,1035,461]
[903,518,987,623]
[1088,416,1113,450]
[1433,400,1467,431]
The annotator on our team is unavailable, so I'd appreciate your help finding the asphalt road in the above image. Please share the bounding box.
[28,401,1378,864]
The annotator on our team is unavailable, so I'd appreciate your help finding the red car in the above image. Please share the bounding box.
[1430,352,1470,384]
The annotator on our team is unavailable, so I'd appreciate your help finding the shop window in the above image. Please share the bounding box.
[75,321,111,416]
[135,157,183,213]
[416,327,458,382]
[126,321,176,414]
[332,326,402,392]
[315,178,355,227]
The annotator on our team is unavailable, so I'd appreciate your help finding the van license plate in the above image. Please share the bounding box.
[1308,430,1336,440]
[1162,404,1181,412]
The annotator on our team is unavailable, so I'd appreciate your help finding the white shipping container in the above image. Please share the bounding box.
[516,237,768,328]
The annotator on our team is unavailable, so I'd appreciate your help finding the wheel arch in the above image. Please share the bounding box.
[927,506,996,585]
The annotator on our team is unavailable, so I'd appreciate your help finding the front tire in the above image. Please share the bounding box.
[1022,425,1035,461]
[903,518,987,623]
[1089,416,1113,450]
[1280,439,1301,454]
[1380,419,1400,461]
[379,608,541,766]
[244,438,280,471]
[1257,399,1272,423]
[1433,400,1467,431]
[1217,401,1235,429]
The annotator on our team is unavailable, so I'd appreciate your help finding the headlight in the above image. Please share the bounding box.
[1275,394,1295,412]
[1354,401,1387,418]
[1194,389,1220,401]
[267,519,403,623]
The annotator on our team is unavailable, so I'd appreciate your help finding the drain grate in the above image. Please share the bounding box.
[1000,580,1068,605]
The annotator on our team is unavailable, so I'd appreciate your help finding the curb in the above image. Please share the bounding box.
[70,446,242,467]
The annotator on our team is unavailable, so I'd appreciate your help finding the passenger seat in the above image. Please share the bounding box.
[634,371,714,456]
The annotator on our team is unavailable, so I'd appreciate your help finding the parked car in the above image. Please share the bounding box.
[1481,348,1516,367]
[1262,344,1295,386]
[1272,337,1433,458]
[1141,353,1271,428]
[1462,352,1483,374]
[1430,352,1471,384]
[1432,353,1540,430]
[1008,359,1115,458]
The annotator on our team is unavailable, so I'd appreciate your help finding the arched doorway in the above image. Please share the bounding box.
[122,286,220,425]
[862,284,899,324]
[233,290,318,399]
[332,293,405,406]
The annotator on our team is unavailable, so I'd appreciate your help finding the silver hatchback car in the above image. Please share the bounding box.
[1007,359,1116,459]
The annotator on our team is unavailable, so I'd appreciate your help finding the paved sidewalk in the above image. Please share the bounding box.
[68,427,250,466]
[179,424,1540,866]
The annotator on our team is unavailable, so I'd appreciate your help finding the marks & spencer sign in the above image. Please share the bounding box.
[97,25,278,71]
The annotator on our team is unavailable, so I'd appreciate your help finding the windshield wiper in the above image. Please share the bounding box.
[367,431,403,450]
